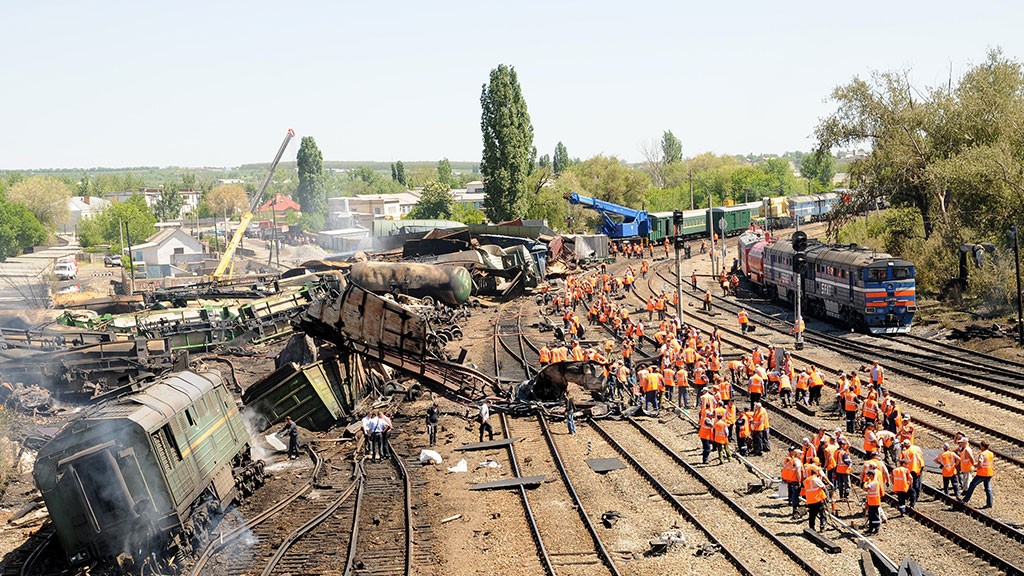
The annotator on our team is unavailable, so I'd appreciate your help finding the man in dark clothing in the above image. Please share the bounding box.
[278,416,300,459]
[426,403,440,446]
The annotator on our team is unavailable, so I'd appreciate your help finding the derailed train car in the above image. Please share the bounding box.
[33,371,263,566]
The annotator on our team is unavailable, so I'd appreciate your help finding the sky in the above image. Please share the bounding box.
[2,1,1023,170]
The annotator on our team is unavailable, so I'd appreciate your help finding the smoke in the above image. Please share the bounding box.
[240,405,273,462]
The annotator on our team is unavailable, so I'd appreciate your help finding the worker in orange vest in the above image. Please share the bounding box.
[750,402,770,456]
[892,462,912,515]
[737,309,750,333]
[698,412,715,464]
[864,462,882,534]
[934,443,963,500]
[703,289,713,312]
[841,387,860,433]
[736,409,753,456]
[803,466,829,531]
[538,345,551,365]
[644,369,662,412]
[962,440,995,509]
[955,436,975,491]
[748,371,764,410]
[713,412,731,464]
[776,370,793,407]
[781,447,804,516]
[898,440,925,508]
[834,438,853,499]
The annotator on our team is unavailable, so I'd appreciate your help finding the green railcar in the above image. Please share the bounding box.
[34,371,256,566]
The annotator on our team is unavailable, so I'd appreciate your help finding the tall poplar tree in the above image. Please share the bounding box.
[552,142,570,175]
[480,64,534,221]
[295,136,327,216]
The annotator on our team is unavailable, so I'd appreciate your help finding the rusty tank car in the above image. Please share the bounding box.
[348,261,473,306]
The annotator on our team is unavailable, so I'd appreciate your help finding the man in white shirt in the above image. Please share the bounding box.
[479,400,493,443]
[361,413,374,458]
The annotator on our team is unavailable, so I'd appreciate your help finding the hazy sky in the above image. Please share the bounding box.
[3,1,1022,169]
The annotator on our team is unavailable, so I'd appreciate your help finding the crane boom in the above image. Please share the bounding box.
[563,191,650,238]
[212,129,295,282]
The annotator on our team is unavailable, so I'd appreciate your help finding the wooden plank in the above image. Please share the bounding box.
[803,527,841,554]
[456,437,522,451]
[861,550,878,576]
[470,475,546,491]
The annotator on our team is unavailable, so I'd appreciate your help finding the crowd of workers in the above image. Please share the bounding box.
[532,251,998,535]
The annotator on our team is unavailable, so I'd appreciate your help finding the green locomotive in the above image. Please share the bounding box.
[33,370,264,566]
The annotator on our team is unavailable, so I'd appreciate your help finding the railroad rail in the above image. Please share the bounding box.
[658,267,1024,471]
[345,439,413,576]
[586,419,774,576]
[499,412,556,576]
[622,261,1024,571]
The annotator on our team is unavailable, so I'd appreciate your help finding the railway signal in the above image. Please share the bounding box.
[791,231,807,349]
[674,210,684,323]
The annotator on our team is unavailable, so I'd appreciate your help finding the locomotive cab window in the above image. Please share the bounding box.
[185,409,196,427]
[893,267,912,280]
[867,268,888,281]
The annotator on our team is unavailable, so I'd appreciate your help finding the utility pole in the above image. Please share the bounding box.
[689,167,694,210]
[674,211,684,326]
[708,193,717,280]
[1013,224,1023,347]
[124,221,135,295]
[792,229,806,350]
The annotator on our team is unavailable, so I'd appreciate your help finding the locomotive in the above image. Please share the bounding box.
[33,370,264,567]
[738,230,915,333]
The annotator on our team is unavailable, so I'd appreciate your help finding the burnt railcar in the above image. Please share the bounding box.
[33,370,261,566]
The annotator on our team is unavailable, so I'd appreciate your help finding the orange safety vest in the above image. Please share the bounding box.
[976,450,994,477]
[749,374,764,394]
[737,414,752,438]
[781,456,803,483]
[843,391,858,412]
[900,446,924,475]
[801,444,816,465]
[751,408,768,431]
[892,467,911,493]
[725,405,736,425]
[796,372,809,390]
[539,347,550,363]
[713,420,729,444]
[863,430,879,453]
[957,446,975,473]
[865,480,881,506]
[737,310,749,324]
[572,347,585,361]
[803,475,826,504]
[862,399,878,419]
[662,367,675,387]
[698,417,714,440]
[836,449,852,474]
[675,371,688,388]
[898,424,915,445]
[939,451,958,477]
[824,444,839,470]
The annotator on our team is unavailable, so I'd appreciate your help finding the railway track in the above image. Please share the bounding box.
[588,417,824,576]
[660,268,1024,470]
[615,260,1024,572]
[347,440,413,576]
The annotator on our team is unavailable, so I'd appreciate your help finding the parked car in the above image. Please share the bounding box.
[103,255,122,267]
[55,262,78,281]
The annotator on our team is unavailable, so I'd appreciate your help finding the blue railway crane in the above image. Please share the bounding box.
[563,191,650,238]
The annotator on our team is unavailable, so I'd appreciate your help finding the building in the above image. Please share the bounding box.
[466,180,484,194]
[212,178,245,185]
[130,228,205,278]
[257,193,301,216]
[451,189,485,210]
[65,196,111,233]
[106,188,202,219]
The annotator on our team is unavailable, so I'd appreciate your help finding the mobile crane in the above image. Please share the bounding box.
[563,191,650,238]
[211,129,295,282]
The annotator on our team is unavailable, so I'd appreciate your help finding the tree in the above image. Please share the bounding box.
[295,136,328,216]
[553,142,570,176]
[800,151,836,187]
[452,202,486,224]
[480,64,534,221]
[76,172,92,197]
[662,130,683,165]
[205,184,249,217]
[408,180,454,219]
[538,154,551,169]
[395,161,407,186]
[0,200,46,260]
[437,158,455,189]
[78,194,156,252]
[7,176,70,229]
[154,188,185,221]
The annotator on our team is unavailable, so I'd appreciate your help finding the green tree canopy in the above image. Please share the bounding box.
[78,194,156,252]
[662,130,683,165]
[154,188,185,221]
[295,136,327,216]
[205,184,248,217]
[481,64,534,221]
[437,158,455,189]
[408,180,454,219]
[799,151,836,187]
[8,175,70,229]
[553,142,570,176]
[0,200,46,260]
[391,161,407,185]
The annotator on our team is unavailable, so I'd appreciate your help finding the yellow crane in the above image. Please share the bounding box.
[212,129,295,282]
